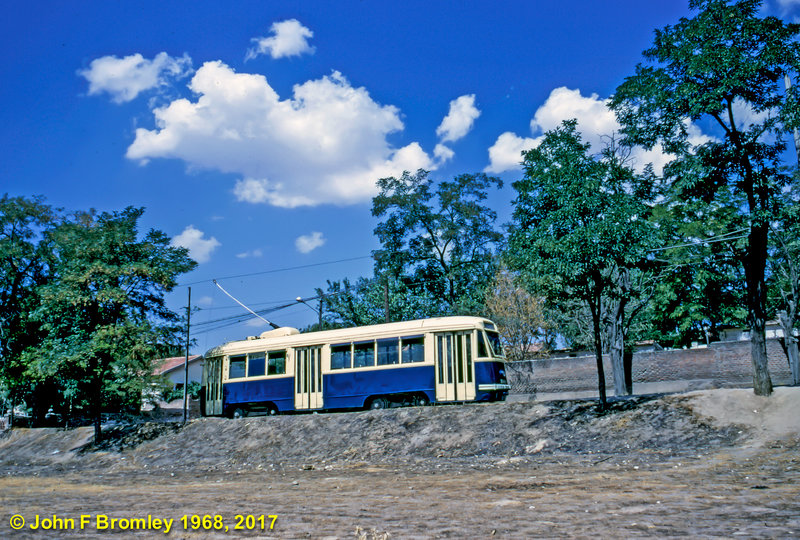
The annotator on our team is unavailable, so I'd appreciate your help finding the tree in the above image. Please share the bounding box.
[0,195,57,422]
[484,266,548,362]
[507,120,658,406]
[770,186,800,385]
[611,0,800,395]
[372,170,503,317]
[27,207,195,442]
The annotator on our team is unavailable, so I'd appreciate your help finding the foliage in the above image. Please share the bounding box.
[0,202,196,441]
[483,266,548,362]
[162,380,201,403]
[372,170,503,317]
[506,120,659,404]
[611,0,800,395]
[0,194,58,419]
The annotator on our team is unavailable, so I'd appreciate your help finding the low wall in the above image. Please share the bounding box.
[507,338,794,397]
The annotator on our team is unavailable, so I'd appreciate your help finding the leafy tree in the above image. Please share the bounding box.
[372,170,503,317]
[0,195,57,422]
[26,207,195,442]
[769,184,800,384]
[642,192,748,348]
[611,0,800,395]
[484,266,548,362]
[318,275,441,329]
[507,120,658,406]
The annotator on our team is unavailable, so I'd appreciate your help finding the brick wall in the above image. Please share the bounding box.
[507,338,794,394]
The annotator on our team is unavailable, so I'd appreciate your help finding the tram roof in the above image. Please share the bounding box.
[204,316,495,357]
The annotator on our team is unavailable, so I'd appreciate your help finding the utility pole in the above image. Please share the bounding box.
[182,287,191,425]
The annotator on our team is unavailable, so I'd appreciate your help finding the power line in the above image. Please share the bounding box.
[179,255,373,287]
[648,229,748,252]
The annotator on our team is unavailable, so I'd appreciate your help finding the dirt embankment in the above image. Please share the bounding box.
[1,388,797,474]
[0,388,798,539]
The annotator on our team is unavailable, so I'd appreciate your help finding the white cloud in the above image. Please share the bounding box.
[171,225,221,263]
[295,232,326,254]
[485,86,710,175]
[246,19,315,60]
[79,52,192,103]
[235,248,263,259]
[485,132,539,173]
[433,143,455,164]
[128,62,433,207]
[436,94,481,143]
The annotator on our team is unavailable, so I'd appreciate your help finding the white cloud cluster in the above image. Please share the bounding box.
[295,231,325,253]
[236,248,263,259]
[485,87,709,175]
[127,62,433,207]
[78,52,191,103]
[171,225,221,263]
[434,94,480,165]
[246,19,315,60]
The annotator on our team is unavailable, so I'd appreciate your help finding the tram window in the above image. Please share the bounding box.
[353,341,375,368]
[377,338,399,365]
[486,331,505,357]
[331,344,352,370]
[477,331,489,357]
[401,336,425,363]
[229,355,246,379]
[268,350,286,375]
[248,352,266,377]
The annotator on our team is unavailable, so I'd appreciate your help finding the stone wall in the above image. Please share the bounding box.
[507,338,794,395]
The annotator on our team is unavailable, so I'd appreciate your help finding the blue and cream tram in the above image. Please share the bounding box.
[200,316,509,417]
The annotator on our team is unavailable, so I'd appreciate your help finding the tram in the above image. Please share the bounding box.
[200,316,509,417]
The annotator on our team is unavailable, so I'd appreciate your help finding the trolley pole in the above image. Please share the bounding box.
[182,287,191,425]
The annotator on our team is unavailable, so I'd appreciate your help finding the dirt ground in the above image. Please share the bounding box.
[1,387,798,539]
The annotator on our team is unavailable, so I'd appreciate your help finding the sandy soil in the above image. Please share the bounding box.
[1,388,798,539]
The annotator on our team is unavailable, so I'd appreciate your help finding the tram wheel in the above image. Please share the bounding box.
[231,407,247,419]
[415,395,429,407]
[369,397,388,410]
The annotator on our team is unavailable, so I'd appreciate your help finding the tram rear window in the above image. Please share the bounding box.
[268,351,286,375]
[331,344,351,370]
[229,355,246,379]
[486,331,505,357]
[248,353,265,377]
[401,336,424,363]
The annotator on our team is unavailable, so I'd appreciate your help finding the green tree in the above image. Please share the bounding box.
[372,170,503,317]
[507,120,658,406]
[611,0,800,395]
[0,195,57,422]
[27,207,195,441]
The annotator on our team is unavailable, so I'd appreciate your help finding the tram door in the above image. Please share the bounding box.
[434,332,475,402]
[204,357,223,416]
[294,346,323,410]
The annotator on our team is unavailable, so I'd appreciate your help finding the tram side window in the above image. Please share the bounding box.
[248,352,266,377]
[229,355,246,379]
[401,336,425,363]
[377,338,399,365]
[331,343,352,370]
[486,330,505,357]
[477,331,489,358]
[268,350,286,375]
[353,341,375,368]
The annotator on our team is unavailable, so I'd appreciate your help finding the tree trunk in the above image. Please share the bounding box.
[778,310,800,386]
[589,277,607,409]
[608,268,631,396]
[745,223,773,396]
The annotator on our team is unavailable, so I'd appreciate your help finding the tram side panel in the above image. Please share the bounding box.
[323,364,435,408]
[473,360,510,402]
[222,376,294,415]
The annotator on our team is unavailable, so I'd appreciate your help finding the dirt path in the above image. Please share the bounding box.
[1,388,798,538]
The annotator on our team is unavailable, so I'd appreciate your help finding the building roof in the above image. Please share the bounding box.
[155,355,203,376]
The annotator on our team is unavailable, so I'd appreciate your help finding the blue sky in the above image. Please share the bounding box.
[2,0,798,353]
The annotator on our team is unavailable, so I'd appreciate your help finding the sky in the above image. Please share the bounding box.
[2,0,799,354]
